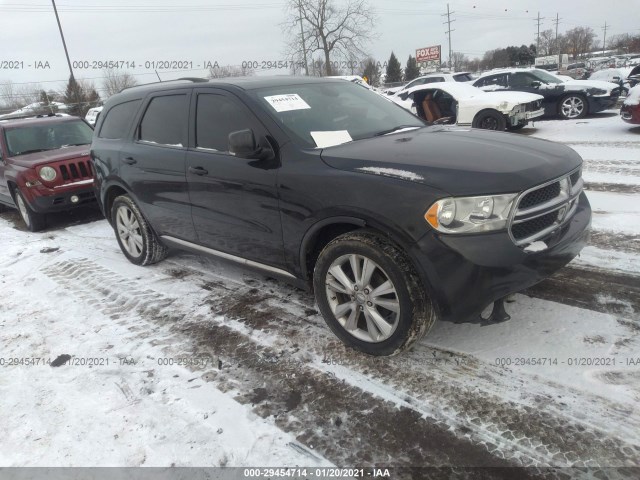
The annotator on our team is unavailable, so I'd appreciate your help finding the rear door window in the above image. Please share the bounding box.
[138,95,188,147]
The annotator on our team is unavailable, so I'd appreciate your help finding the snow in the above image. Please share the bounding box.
[624,85,640,106]
[356,166,424,181]
[0,105,639,469]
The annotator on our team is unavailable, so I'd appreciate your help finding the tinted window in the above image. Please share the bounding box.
[475,74,508,88]
[98,100,141,139]
[139,95,188,147]
[196,94,254,152]
[453,73,473,82]
[509,72,538,87]
[423,77,444,83]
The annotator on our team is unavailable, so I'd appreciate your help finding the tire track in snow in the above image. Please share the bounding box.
[41,258,640,475]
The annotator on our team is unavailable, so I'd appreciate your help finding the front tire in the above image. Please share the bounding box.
[472,110,507,131]
[313,231,436,356]
[111,195,168,266]
[14,189,46,232]
[559,94,587,119]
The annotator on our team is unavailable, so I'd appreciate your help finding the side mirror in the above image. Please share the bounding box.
[399,92,409,101]
[228,129,273,160]
[530,81,542,88]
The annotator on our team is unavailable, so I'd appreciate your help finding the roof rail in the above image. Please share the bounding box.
[0,112,65,121]
[120,77,208,93]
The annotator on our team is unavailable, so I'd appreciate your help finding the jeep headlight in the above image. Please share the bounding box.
[591,88,608,96]
[511,104,523,114]
[38,166,57,182]
[425,193,517,233]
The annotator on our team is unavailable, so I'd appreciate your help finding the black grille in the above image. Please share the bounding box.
[570,170,581,186]
[58,160,93,182]
[512,210,559,240]
[519,182,561,209]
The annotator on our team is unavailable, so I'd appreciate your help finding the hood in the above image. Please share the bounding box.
[563,79,619,91]
[8,145,90,168]
[483,91,543,104]
[320,127,582,196]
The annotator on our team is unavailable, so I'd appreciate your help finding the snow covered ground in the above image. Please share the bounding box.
[0,110,638,476]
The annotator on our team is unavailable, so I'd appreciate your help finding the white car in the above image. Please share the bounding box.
[385,72,475,96]
[85,106,103,126]
[391,82,544,131]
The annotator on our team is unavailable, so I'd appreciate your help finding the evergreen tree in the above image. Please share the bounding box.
[62,76,101,116]
[361,58,382,87]
[404,55,420,82]
[385,52,403,83]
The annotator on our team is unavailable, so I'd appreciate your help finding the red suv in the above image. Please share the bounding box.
[0,114,96,231]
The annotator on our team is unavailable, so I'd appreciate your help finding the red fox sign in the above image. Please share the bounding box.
[416,45,441,63]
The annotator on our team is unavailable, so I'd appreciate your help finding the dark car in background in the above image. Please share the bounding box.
[91,77,591,356]
[473,68,620,119]
[0,114,95,231]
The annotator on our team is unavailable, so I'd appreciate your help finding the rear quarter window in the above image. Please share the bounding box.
[98,100,142,139]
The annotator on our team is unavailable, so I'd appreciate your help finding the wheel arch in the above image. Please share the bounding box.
[103,182,132,224]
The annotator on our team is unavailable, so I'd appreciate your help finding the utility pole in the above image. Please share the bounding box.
[534,12,545,56]
[442,4,455,70]
[52,0,82,113]
[298,1,309,76]
[553,13,561,55]
[602,21,608,55]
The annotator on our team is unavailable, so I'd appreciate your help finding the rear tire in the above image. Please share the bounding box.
[313,230,436,356]
[472,110,507,131]
[14,189,47,232]
[111,194,168,266]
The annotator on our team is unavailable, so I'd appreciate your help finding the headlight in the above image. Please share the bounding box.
[510,104,523,114]
[425,193,517,233]
[38,166,57,182]
[591,88,608,96]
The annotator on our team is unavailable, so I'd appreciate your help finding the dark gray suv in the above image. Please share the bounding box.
[90,77,591,356]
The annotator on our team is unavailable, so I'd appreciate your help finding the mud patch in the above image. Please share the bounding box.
[588,231,640,255]
[584,182,640,194]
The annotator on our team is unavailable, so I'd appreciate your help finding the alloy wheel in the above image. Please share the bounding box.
[561,96,585,119]
[15,193,31,228]
[116,205,143,257]
[325,254,400,343]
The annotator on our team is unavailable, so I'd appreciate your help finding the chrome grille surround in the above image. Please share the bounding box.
[508,166,583,247]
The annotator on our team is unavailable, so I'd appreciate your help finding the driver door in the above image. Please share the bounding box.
[185,89,284,268]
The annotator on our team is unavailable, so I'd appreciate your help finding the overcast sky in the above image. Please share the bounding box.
[0,0,637,96]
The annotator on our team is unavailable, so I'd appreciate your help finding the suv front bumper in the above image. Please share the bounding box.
[22,182,96,213]
[410,192,591,322]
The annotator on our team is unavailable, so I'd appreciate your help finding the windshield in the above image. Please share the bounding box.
[530,70,563,84]
[4,119,93,156]
[251,81,425,148]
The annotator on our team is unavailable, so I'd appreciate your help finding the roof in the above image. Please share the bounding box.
[0,114,82,128]
[114,76,346,102]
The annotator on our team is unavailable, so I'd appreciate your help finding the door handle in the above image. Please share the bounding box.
[188,166,208,176]
[122,157,137,165]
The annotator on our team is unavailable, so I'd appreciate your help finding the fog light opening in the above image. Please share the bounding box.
[70,195,80,204]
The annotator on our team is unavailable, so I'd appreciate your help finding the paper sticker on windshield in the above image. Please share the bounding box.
[264,94,311,112]
[310,130,352,148]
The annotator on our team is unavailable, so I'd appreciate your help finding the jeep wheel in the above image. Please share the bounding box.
[14,189,46,232]
[112,195,168,266]
[313,231,436,356]
[472,110,506,131]
[559,94,587,119]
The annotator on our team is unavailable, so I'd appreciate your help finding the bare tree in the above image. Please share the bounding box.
[284,0,376,76]
[0,80,42,110]
[451,52,468,71]
[102,68,137,98]
[564,27,597,59]
[208,64,254,79]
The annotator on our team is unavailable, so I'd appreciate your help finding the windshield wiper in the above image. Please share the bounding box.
[373,125,421,137]
[61,143,89,148]
[15,148,50,155]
